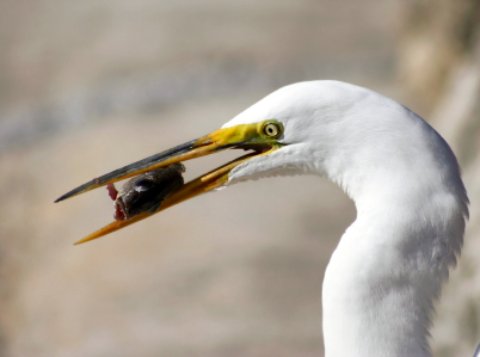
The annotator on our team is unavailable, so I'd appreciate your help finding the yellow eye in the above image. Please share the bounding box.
[263,122,282,138]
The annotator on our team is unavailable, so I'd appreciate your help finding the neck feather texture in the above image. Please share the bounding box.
[321,114,468,357]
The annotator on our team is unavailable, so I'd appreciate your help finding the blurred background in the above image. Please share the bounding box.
[0,0,479,356]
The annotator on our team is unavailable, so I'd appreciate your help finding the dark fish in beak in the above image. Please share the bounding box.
[107,163,185,221]
[55,120,285,244]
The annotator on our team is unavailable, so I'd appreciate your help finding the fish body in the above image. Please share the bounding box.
[107,163,185,220]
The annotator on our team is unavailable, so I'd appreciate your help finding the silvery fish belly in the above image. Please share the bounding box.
[107,163,185,220]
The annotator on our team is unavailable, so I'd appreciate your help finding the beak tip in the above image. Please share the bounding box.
[54,190,77,203]
[73,236,97,246]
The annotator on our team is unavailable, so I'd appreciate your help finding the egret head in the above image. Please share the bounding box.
[56,80,445,243]
[221,80,365,183]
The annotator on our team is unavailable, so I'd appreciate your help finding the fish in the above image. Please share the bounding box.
[106,163,185,220]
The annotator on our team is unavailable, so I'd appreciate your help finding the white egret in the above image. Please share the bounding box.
[56,80,469,356]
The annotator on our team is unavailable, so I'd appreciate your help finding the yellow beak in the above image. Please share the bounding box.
[55,120,283,245]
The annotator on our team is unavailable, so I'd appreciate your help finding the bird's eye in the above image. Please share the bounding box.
[263,122,282,138]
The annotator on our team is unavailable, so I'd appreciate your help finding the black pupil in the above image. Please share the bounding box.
[267,125,276,135]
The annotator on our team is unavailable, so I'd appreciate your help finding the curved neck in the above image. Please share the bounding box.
[314,102,470,356]
[323,203,432,356]
[321,176,465,357]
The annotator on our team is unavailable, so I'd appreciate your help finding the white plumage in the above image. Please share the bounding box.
[222,81,469,356]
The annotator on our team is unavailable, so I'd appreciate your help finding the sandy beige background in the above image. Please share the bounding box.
[0,1,479,356]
